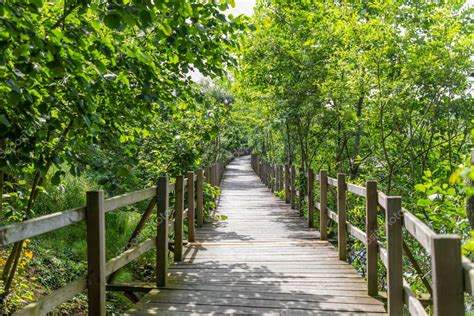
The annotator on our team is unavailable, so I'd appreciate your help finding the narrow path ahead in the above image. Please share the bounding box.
[127,156,386,315]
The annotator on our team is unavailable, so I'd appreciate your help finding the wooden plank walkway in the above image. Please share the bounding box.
[126,156,387,315]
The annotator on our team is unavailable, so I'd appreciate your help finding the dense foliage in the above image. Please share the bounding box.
[1,0,473,313]
[0,0,248,313]
[234,0,473,302]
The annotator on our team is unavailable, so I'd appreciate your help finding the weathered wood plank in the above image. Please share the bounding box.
[366,181,378,297]
[187,171,195,242]
[347,222,366,244]
[106,238,156,275]
[104,186,156,213]
[327,177,338,187]
[196,169,204,227]
[431,235,463,315]
[462,256,474,295]
[320,170,328,240]
[337,173,347,261]
[328,208,338,223]
[346,183,366,197]
[403,209,436,253]
[86,190,106,316]
[14,238,156,315]
[127,156,386,315]
[174,176,184,262]
[14,278,87,315]
[106,283,156,293]
[156,177,169,287]
[403,280,428,316]
[0,206,86,246]
[386,196,403,315]
[308,168,314,228]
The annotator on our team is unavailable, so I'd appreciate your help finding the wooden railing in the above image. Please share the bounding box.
[0,159,232,315]
[251,155,473,316]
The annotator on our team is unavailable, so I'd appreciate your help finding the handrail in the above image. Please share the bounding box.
[251,154,467,316]
[2,151,240,315]
[0,186,157,246]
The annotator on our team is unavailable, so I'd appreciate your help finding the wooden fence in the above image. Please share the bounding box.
[0,154,241,315]
[251,155,474,316]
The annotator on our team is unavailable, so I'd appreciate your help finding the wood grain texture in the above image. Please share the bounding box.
[187,171,195,242]
[86,191,106,316]
[366,181,378,297]
[126,156,386,315]
[156,177,169,287]
[174,176,184,262]
[197,169,204,227]
[337,173,347,261]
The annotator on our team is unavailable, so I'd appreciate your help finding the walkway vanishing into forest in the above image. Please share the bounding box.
[126,156,386,315]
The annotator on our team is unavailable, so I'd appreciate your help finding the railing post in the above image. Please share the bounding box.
[337,173,347,261]
[263,160,266,184]
[174,176,184,262]
[86,190,106,316]
[269,163,272,190]
[366,181,378,296]
[319,170,328,240]
[274,164,277,191]
[431,235,463,315]
[285,164,290,203]
[299,168,305,217]
[156,177,169,287]
[209,165,214,186]
[265,161,268,186]
[386,196,403,315]
[290,165,296,209]
[219,162,223,184]
[276,165,281,192]
[213,164,218,187]
[308,169,314,228]
[280,165,284,192]
[197,169,204,227]
[187,171,195,242]
[205,166,211,185]
[272,164,276,192]
[268,162,272,188]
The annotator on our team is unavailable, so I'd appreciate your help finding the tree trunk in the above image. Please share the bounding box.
[350,95,364,176]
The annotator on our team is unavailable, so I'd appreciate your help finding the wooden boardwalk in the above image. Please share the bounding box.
[126,156,386,315]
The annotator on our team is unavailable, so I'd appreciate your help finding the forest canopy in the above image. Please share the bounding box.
[235,0,473,232]
[1,0,474,313]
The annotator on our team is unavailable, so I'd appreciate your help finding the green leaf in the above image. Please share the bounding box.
[139,10,152,28]
[117,166,130,177]
[180,3,193,17]
[417,199,431,207]
[51,171,63,185]
[414,184,425,192]
[0,115,10,128]
[6,79,21,94]
[104,13,121,29]
[160,20,173,36]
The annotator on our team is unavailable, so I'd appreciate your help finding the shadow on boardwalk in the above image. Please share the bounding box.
[126,156,386,315]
